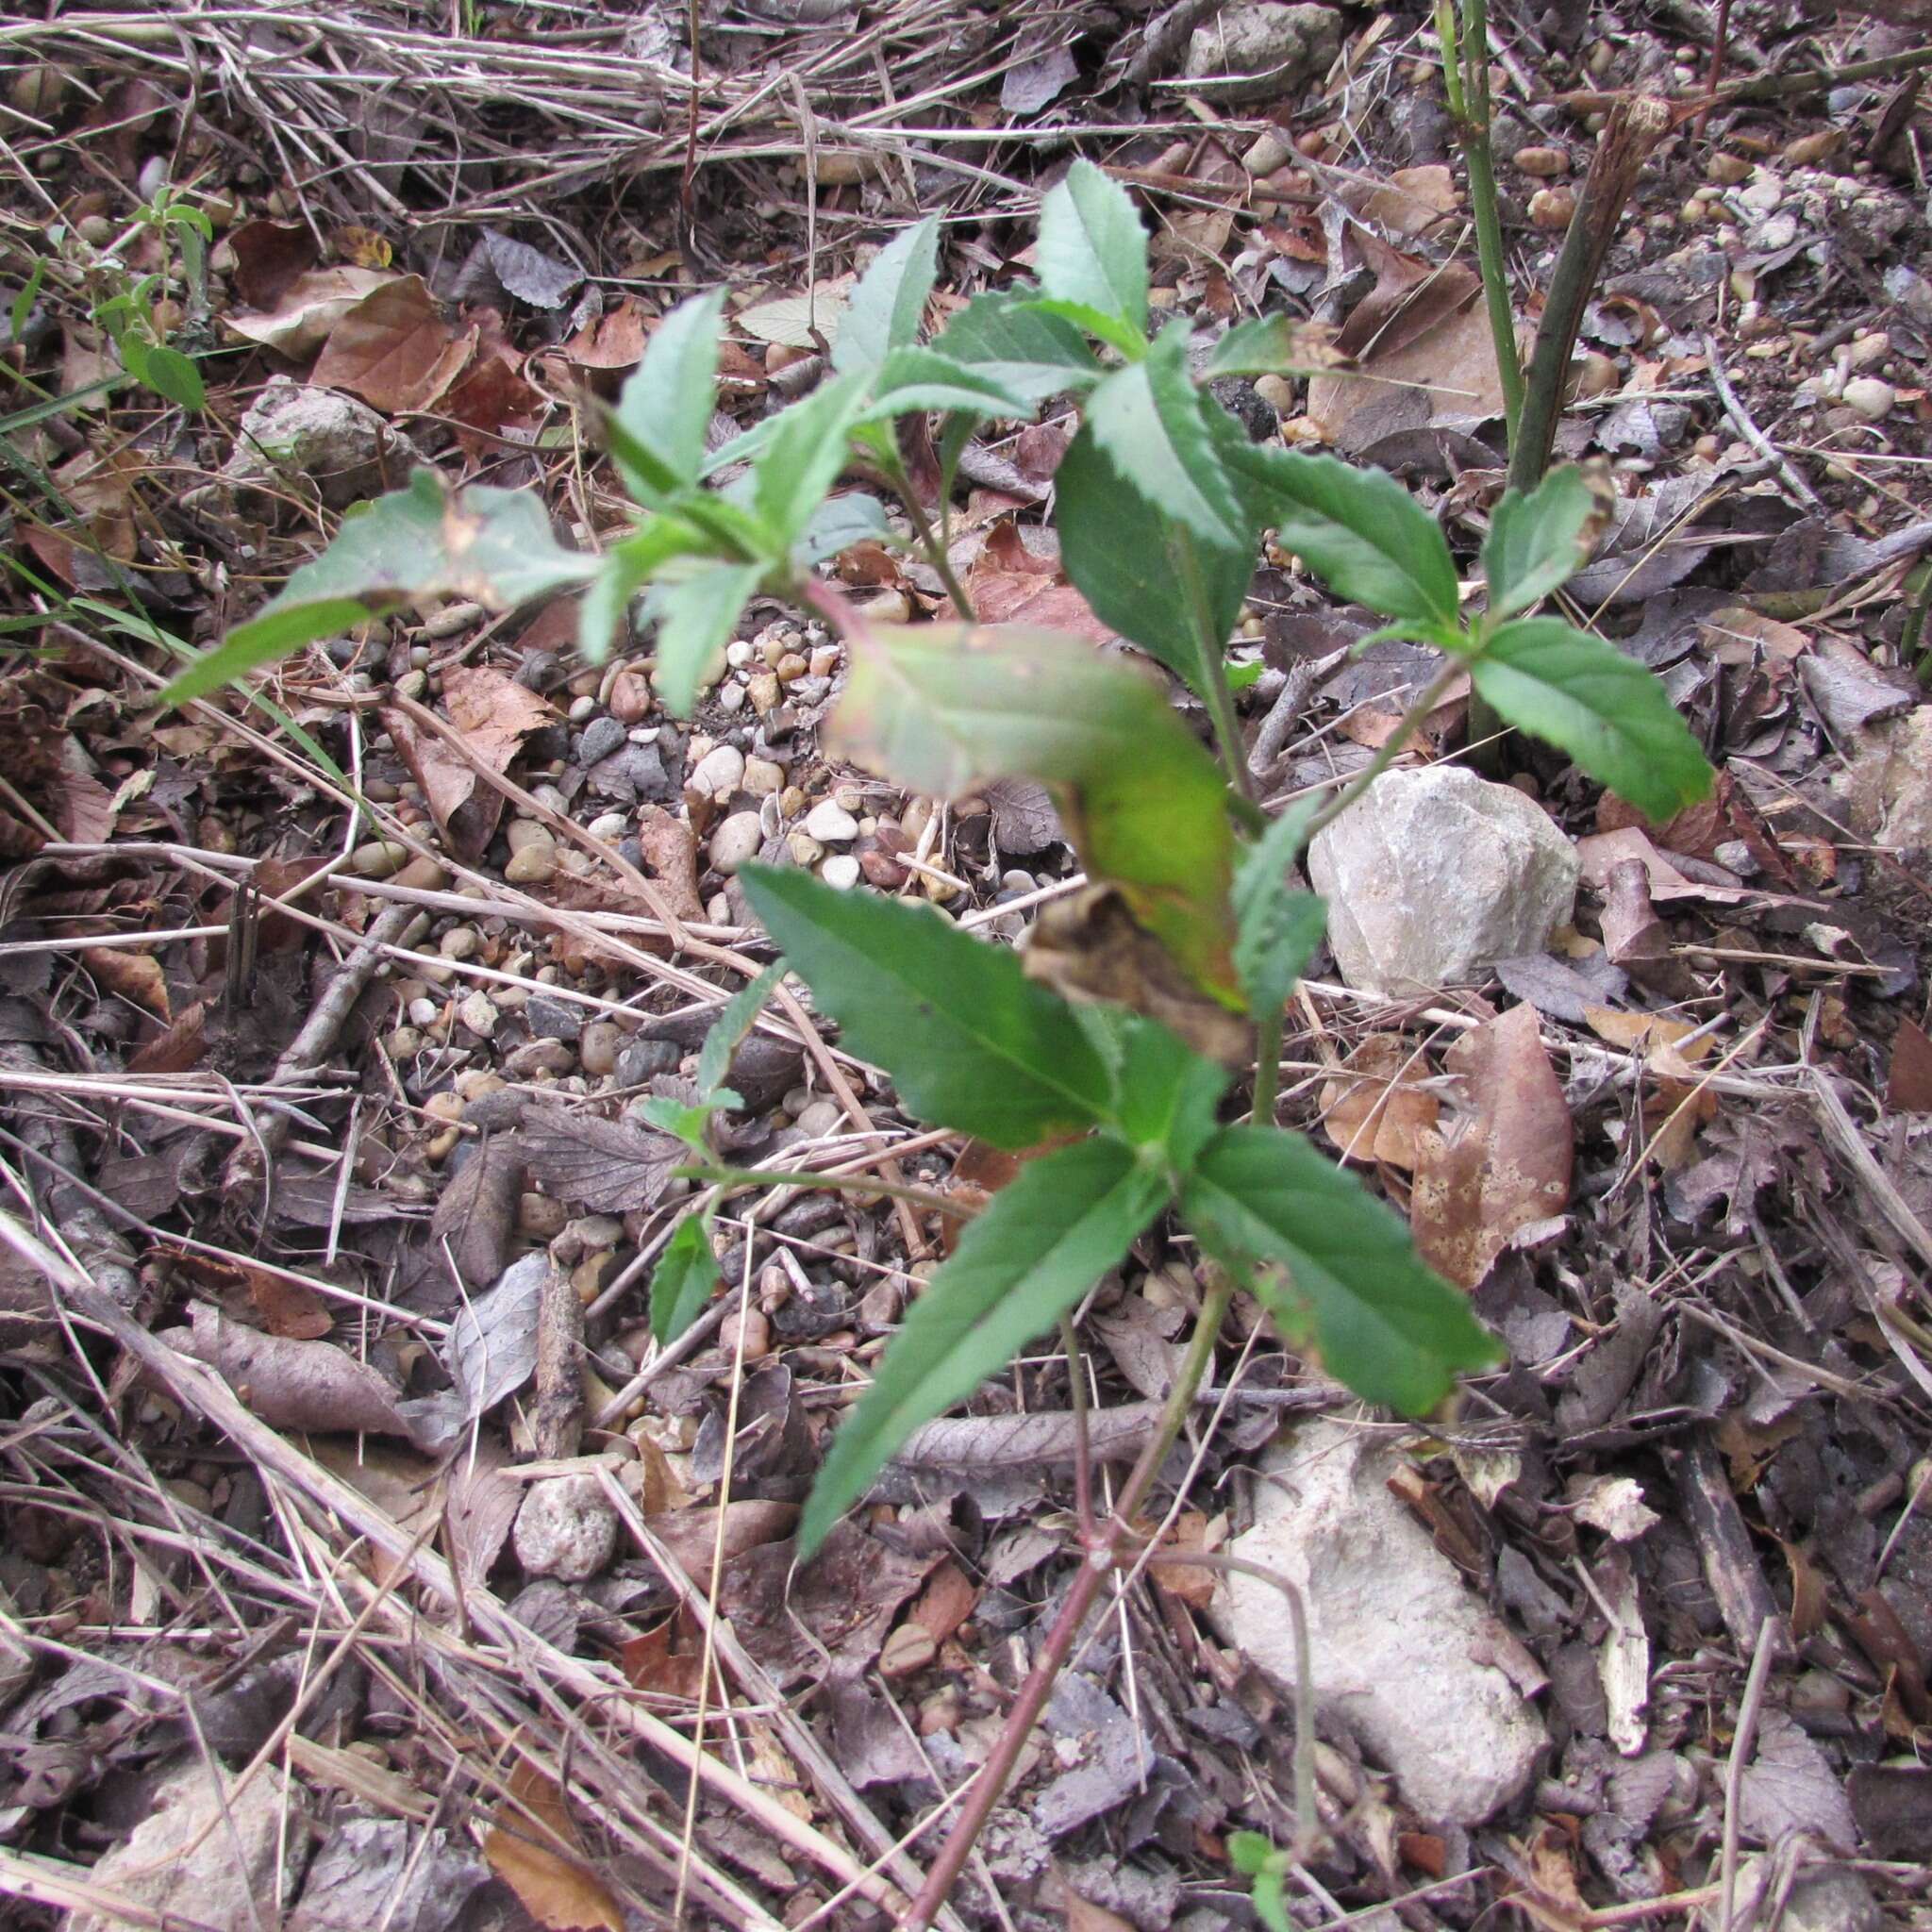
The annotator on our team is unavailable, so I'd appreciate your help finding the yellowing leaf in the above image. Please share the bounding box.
[483,1763,624,1932]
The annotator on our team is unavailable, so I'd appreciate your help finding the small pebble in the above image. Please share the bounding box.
[1528,187,1575,231]
[408,996,441,1027]
[524,992,583,1041]
[504,838,558,886]
[392,669,427,702]
[1848,331,1891,370]
[350,840,407,879]
[392,856,449,892]
[788,832,825,868]
[608,668,653,723]
[804,800,859,843]
[1757,212,1798,250]
[386,1025,423,1058]
[506,819,550,854]
[717,683,747,714]
[513,1475,617,1583]
[458,991,499,1038]
[1738,175,1783,213]
[820,854,861,890]
[504,1039,574,1079]
[726,639,755,669]
[774,652,808,684]
[577,716,626,765]
[794,1098,844,1138]
[1513,145,1569,177]
[691,744,746,798]
[743,757,785,796]
[708,810,765,874]
[518,1191,569,1237]
[808,644,840,679]
[747,672,781,715]
[440,924,480,961]
[1706,153,1751,185]
[587,810,629,841]
[579,1019,623,1077]
[719,1307,771,1363]
[1842,376,1895,421]
[568,693,598,724]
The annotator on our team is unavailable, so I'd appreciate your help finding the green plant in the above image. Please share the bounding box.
[158,161,1712,1916]
[71,185,211,410]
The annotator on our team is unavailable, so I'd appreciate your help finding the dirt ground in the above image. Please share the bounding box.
[1,3,1930,1929]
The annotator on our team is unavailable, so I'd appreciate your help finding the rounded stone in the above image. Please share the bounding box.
[820,853,861,890]
[458,991,499,1038]
[803,800,859,843]
[1841,376,1895,421]
[708,811,765,874]
[513,1475,618,1583]
[578,1019,623,1077]
[691,744,746,798]
[504,839,558,886]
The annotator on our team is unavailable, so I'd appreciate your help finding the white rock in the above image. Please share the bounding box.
[1307,765,1579,998]
[68,1760,290,1932]
[458,991,498,1038]
[804,799,859,842]
[514,1474,618,1582]
[691,743,746,798]
[820,853,861,889]
[708,810,765,874]
[193,375,425,511]
[1841,376,1895,421]
[1183,4,1342,103]
[1213,1421,1547,1825]
[1739,174,1784,212]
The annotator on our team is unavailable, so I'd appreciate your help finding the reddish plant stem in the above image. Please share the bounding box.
[903,1274,1235,1927]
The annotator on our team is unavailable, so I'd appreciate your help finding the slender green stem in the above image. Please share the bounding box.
[1902,557,1932,689]
[1059,1314,1095,1537]
[865,452,979,623]
[1252,1008,1285,1128]
[673,1163,960,1219]
[1175,528,1257,811]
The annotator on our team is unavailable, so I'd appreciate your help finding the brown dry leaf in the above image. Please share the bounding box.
[445,1434,519,1591]
[521,1106,680,1213]
[631,806,706,923]
[54,736,116,843]
[1412,1004,1573,1290]
[1307,234,1504,452]
[129,1001,208,1075]
[953,522,1112,645]
[1888,1017,1932,1113]
[444,353,547,453]
[483,1761,623,1932]
[1147,1509,1219,1612]
[226,220,321,311]
[907,1559,979,1644]
[151,1243,333,1340]
[620,1608,707,1702]
[83,946,170,1020]
[430,1130,523,1288]
[311,275,476,414]
[333,224,392,271]
[1319,1032,1441,1169]
[1581,1006,1717,1170]
[385,666,552,863]
[559,299,649,370]
[225,265,395,358]
[643,1500,798,1582]
[174,1304,409,1435]
[1024,885,1251,1068]
[60,323,119,402]
[1360,164,1460,238]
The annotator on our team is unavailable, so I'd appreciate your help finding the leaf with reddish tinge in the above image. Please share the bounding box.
[1411,1004,1573,1290]
[311,275,476,414]
[1319,1033,1441,1171]
[483,1762,624,1932]
[386,664,553,862]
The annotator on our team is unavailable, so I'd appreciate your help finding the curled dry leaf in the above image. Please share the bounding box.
[446,1251,547,1423]
[1319,1032,1441,1170]
[1411,1004,1573,1291]
[226,219,322,311]
[953,521,1113,646]
[82,947,170,1021]
[310,275,477,415]
[1581,1006,1718,1170]
[225,265,395,359]
[383,665,553,863]
[173,1303,409,1437]
[520,1105,681,1213]
[429,1130,523,1289]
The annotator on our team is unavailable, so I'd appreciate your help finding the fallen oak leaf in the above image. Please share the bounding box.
[483,1761,624,1932]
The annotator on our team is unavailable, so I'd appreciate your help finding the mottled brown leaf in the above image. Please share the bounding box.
[520,1105,680,1212]
[430,1131,523,1289]
[310,275,476,414]
[1412,1004,1573,1290]
[174,1304,407,1434]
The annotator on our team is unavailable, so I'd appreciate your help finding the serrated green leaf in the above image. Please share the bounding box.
[751,368,870,545]
[1055,410,1254,700]
[1222,444,1461,631]
[612,289,725,506]
[697,960,786,1099]
[1233,800,1326,1018]
[1182,1125,1498,1413]
[833,216,940,375]
[1202,314,1327,379]
[1483,466,1594,621]
[741,865,1113,1147]
[141,342,204,409]
[1083,323,1249,551]
[827,623,1241,1005]
[651,1210,722,1344]
[641,1094,720,1150]
[798,1136,1167,1555]
[577,515,714,662]
[1253,1871,1294,1932]
[931,291,1103,401]
[858,347,1037,424]
[1471,617,1712,820]
[1037,158,1149,334]
[1015,296,1148,360]
[161,470,597,706]
[647,559,761,717]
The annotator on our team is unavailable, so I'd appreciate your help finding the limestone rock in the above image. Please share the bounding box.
[1212,1420,1547,1825]
[1837,704,1932,852]
[1307,765,1579,998]
[69,1759,292,1932]
[1183,5,1343,104]
[192,375,425,511]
